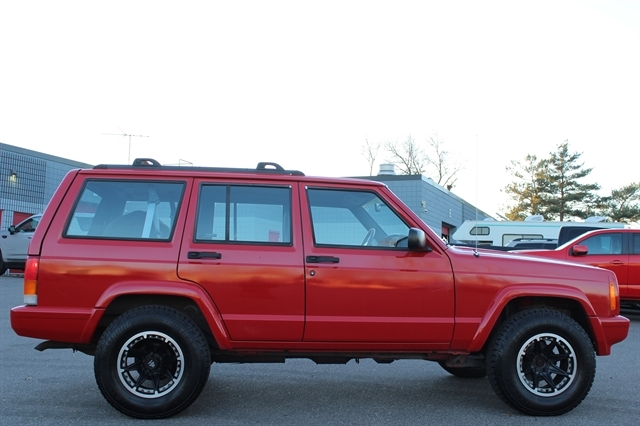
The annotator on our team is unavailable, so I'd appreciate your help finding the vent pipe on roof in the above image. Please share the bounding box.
[378,163,396,175]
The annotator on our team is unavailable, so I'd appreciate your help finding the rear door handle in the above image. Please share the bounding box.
[306,256,340,264]
[609,260,624,265]
[188,251,222,260]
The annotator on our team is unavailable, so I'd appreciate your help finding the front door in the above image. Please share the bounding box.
[300,186,454,347]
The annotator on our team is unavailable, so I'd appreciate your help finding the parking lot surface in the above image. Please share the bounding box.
[1,275,638,425]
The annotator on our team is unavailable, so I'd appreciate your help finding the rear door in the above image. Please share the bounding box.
[299,185,454,347]
[178,179,304,341]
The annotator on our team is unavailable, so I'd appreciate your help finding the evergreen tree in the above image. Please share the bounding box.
[599,183,640,224]
[503,154,548,220]
[542,141,600,221]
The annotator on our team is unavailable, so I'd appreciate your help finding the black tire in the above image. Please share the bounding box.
[94,305,211,419]
[487,309,595,416]
[438,361,486,378]
[0,255,6,275]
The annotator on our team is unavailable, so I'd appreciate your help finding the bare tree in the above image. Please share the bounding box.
[425,134,462,189]
[361,138,380,176]
[384,135,425,175]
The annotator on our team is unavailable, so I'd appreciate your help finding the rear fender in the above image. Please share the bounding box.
[93,280,231,349]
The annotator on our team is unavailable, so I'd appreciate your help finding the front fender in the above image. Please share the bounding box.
[459,285,597,353]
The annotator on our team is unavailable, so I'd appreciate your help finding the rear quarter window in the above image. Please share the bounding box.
[64,180,185,241]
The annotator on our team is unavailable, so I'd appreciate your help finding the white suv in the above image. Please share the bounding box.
[0,214,41,274]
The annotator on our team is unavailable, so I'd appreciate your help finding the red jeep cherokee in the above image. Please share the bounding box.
[10,159,629,419]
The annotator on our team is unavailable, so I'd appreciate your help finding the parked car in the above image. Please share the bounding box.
[517,228,640,303]
[0,214,41,274]
[505,238,558,250]
[10,158,629,418]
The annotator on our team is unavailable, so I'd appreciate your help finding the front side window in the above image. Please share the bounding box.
[15,216,39,233]
[582,233,623,255]
[196,185,291,244]
[307,188,409,248]
[65,180,185,240]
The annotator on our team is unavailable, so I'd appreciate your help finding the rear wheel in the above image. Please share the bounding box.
[487,309,595,416]
[94,306,211,419]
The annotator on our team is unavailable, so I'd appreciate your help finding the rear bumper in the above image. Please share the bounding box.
[589,315,630,355]
[10,305,103,344]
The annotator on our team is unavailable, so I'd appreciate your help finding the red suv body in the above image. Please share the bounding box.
[517,228,640,303]
[10,160,629,419]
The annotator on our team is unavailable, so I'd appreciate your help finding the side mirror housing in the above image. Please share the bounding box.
[8,225,16,235]
[408,228,431,252]
[571,244,589,256]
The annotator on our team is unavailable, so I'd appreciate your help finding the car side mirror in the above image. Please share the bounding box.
[408,228,432,252]
[8,225,16,235]
[571,245,589,256]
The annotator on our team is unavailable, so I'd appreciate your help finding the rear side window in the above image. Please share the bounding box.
[195,185,291,244]
[65,180,185,240]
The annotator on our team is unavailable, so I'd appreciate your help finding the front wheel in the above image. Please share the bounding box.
[0,252,6,275]
[487,309,595,416]
[94,306,211,419]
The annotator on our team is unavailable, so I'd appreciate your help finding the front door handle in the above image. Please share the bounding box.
[188,251,222,260]
[306,256,340,264]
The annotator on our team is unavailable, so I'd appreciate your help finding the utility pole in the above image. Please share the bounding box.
[102,128,149,163]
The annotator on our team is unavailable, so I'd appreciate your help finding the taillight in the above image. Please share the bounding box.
[609,282,617,313]
[23,256,39,305]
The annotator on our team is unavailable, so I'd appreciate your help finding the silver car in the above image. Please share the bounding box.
[0,214,41,274]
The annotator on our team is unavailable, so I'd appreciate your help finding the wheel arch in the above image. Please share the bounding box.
[468,290,596,354]
[91,281,231,350]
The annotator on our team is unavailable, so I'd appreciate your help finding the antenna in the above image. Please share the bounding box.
[474,134,480,258]
[102,127,149,163]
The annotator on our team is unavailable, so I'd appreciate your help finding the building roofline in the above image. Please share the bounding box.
[352,173,494,220]
[0,142,93,168]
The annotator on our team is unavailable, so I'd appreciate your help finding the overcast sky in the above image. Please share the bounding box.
[1,0,638,217]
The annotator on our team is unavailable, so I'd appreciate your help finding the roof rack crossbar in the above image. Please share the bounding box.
[93,158,304,176]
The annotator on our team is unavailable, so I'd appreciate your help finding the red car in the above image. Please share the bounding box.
[517,228,640,303]
[10,159,629,418]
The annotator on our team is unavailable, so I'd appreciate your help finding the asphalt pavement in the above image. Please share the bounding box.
[1,275,638,425]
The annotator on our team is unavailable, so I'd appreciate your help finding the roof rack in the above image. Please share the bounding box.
[93,158,305,176]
